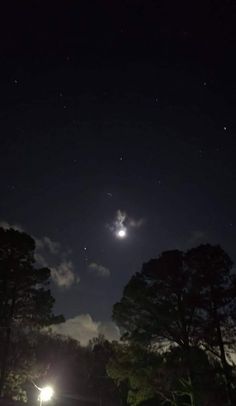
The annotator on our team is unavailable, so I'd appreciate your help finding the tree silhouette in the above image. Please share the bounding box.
[186,244,236,406]
[113,246,236,405]
[0,227,63,396]
[107,343,226,406]
[107,342,163,405]
[113,250,205,405]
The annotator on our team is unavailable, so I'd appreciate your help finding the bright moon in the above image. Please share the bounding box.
[117,229,126,238]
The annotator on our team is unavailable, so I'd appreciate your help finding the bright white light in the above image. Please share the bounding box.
[39,386,54,402]
[117,229,126,238]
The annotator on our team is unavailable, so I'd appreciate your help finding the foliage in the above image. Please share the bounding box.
[107,342,161,405]
[112,245,236,405]
[108,342,230,406]
[0,227,63,398]
[0,227,63,328]
[113,250,201,347]
[26,331,121,406]
[1,234,236,405]
[186,244,236,405]
[186,244,236,350]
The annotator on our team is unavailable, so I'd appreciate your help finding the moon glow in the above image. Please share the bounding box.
[117,229,127,238]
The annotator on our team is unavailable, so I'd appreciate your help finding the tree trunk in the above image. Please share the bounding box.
[179,294,199,406]
[211,288,233,406]
[0,326,12,396]
[215,318,233,406]
[183,346,197,406]
[0,288,16,396]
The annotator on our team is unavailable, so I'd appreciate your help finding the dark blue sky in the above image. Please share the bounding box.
[0,0,235,344]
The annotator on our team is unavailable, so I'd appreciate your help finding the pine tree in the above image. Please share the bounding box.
[0,227,63,396]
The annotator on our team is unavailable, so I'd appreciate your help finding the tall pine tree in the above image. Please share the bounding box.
[186,244,236,406]
[0,227,63,396]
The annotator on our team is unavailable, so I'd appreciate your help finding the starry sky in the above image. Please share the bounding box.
[0,0,236,345]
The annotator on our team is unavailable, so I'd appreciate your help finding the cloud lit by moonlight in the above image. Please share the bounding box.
[108,210,145,239]
[113,210,127,239]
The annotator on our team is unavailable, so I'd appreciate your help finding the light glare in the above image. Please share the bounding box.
[39,386,54,402]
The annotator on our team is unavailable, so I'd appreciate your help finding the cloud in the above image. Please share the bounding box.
[98,321,120,340]
[50,314,120,346]
[116,210,126,227]
[0,221,23,232]
[108,210,145,236]
[0,219,78,289]
[0,221,60,255]
[88,262,110,277]
[129,217,146,229]
[34,236,78,289]
[35,236,60,254]
[35,242,79,289]
[51,261,80,288]
[34,252,48,268]
[108,210,126,231]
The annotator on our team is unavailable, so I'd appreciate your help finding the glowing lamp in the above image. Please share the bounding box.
[39,386,54,403]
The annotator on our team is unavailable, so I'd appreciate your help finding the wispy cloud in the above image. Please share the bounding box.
[0,221,23,232]
[35,241,79,288]
[34,252,48,268]
[116,210,126,228]
[88,262,110,278]
[50,314,120,346]
[129,217,146,228]
[0,219,79,289]
[109,210,145,235]
[51,261,80,288]
[35,236,60,255]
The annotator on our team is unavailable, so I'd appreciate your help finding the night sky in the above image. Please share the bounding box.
[0,0,236,345]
